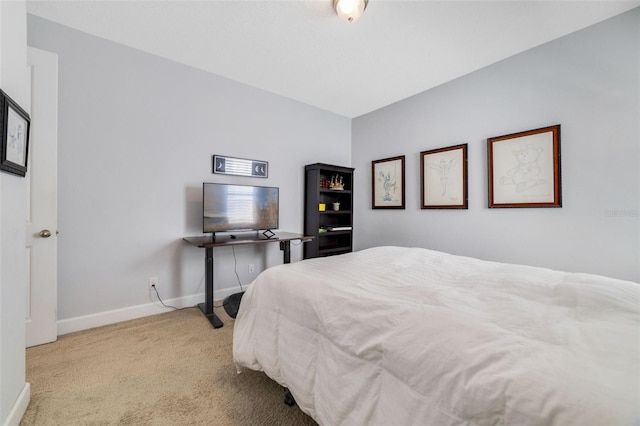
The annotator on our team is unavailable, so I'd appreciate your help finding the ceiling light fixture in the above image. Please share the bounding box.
[334,0,368,23]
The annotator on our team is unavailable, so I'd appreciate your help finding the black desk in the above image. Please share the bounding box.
[183,232,314,328]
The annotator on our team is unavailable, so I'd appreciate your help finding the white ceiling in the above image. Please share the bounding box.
[26,0,640,118]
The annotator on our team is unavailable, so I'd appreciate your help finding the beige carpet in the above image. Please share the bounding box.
[21,307,317,425]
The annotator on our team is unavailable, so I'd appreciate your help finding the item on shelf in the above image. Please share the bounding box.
[329,175,344,190]
[319,203,326,211]
[320,178,329,189]
[322,226,352,231]
[332,202,340,211]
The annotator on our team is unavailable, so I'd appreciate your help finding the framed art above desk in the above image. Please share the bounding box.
[183,232,314,328]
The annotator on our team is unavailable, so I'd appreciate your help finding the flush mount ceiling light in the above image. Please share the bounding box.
[334,0,368,23]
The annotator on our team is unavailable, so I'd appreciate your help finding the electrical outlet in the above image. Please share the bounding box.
[248,264,255,274]
[148,276,158,289]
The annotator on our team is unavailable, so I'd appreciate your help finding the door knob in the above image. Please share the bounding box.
[39,229,52,238]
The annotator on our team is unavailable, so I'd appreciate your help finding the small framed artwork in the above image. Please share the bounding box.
[212,155,268,178]
[372,155,405,209]
[421,143,468,209]
[488,124,561,208]
[0,90,31,177]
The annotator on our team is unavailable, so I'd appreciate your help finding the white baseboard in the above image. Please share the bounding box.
[4,382,30,426]
[56,287,246,335]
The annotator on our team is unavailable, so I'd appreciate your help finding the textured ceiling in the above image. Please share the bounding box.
[27,1,640,117]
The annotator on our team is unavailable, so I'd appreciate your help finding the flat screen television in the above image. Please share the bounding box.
[203,183,279,234]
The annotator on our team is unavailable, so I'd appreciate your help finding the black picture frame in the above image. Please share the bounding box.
[0,90,31,177]
[372,155,405,209]
[212,154,268,178]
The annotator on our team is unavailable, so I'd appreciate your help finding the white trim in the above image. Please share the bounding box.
[56,286,246,335]
[3,382,30,426]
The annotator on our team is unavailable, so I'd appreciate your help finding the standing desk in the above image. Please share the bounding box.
[183,232,314,328]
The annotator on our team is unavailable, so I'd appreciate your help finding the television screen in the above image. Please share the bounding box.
[203,183,279,233]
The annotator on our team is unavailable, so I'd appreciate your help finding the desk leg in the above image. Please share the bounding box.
[198,246,223,328]
[280,241,291,264]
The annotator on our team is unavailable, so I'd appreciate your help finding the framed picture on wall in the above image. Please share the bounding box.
[421,144,468,209]
[372,155,405,209]
[212,155,268,178]
[488,124,561,208]
[0,90,31,177]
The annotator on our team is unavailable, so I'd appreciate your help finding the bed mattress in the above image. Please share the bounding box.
[233,246,639,425]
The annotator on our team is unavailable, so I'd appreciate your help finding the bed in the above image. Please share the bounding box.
[232,246,639,425]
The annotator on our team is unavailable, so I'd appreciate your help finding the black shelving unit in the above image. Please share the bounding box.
[304,163,355,259]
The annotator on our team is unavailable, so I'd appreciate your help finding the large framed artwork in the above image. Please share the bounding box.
[488,124,561,208]
[421,144,468,209]
[0,90,31,177]
[372,155,405,209]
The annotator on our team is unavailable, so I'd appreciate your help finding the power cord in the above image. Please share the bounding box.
[150,282,239,311]
[150,284,196,311]
[232,246,245,293]
[151,245,250,312]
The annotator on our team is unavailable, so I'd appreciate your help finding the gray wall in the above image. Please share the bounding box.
[1,2,29,422]
[28,15,352,323]
[352,9,639,282]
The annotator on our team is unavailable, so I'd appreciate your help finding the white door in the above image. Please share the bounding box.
[25,47,58,347]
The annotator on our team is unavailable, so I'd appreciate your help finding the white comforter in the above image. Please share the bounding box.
[233,246,640,425]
